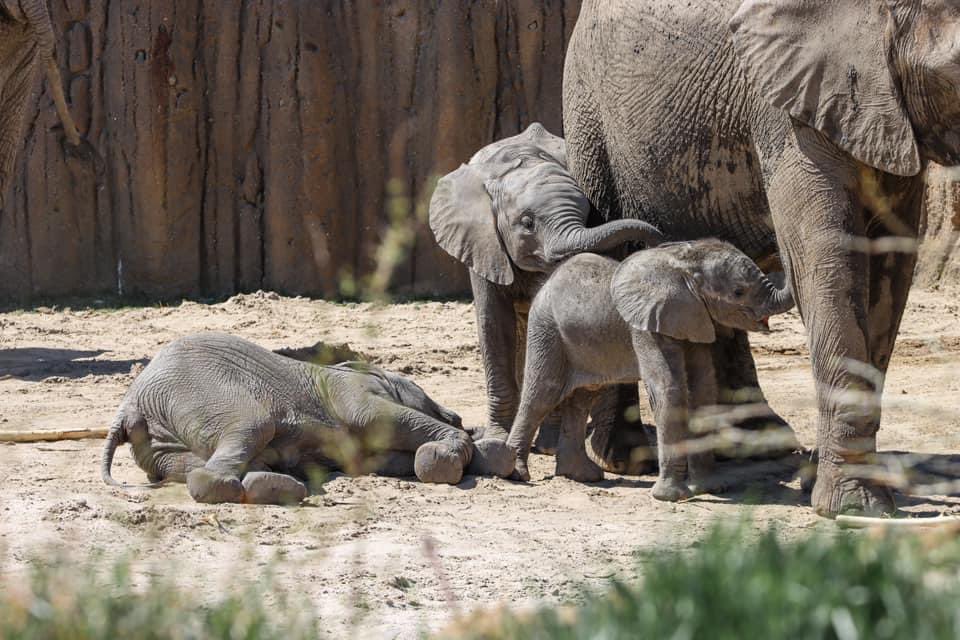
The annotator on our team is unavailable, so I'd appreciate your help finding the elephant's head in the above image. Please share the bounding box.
[337,362,463,428]
[730,0,960,176]
[429,123,664,285]
[612,239,794,343]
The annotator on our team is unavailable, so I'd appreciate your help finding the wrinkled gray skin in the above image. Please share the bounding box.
[429,123,664,460]
[101,334,515,504]
[563,0,960,515]
[507,241,794,500]
[0,0,84,205]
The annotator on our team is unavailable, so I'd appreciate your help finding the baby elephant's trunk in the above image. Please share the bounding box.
[546,219,665,262]
[760,274,794,316]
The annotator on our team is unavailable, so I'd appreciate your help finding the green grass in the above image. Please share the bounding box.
[0,554,318,640]
[444,524,960,640]
[5,525,960,639]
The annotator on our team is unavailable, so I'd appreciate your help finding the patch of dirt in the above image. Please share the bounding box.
[1,289,959,638]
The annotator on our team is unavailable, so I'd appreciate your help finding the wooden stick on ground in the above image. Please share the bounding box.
[0,428,109,443]
[836,514,960,529]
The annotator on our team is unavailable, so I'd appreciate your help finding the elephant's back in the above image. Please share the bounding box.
[534,254,636,377]
[565,0,777,259]
[127,333,322,431]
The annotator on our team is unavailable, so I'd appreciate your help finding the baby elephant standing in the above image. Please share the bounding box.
[102,333,514,504]
[507,240,793,500]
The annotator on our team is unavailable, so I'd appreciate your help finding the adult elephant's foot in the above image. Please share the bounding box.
[651,477,692,502]
[687,452,724,495]
[555,454,604,483]
[588,422,658,475]
[414,442,464,484]
[714,402,801,461]
[531,416,560,456]
[466,439,516,477]
[510,457,531,482]
[241,472,307,505]
[811,460,896,517]
[187,468,244,504]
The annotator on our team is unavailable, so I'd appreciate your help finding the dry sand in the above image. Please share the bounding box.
[1,289,959,638]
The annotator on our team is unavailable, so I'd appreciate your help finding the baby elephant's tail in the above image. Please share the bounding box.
[101,411,163,489]
[101,412,127,486]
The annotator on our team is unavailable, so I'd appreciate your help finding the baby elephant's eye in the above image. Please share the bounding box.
[733,287,745,298]
[520,215,535,230]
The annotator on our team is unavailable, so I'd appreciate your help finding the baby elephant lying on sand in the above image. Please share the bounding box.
[102,333,514,504]
[506,239,793,500]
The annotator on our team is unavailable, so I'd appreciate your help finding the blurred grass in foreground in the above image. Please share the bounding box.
[442,523,960,640]
[5,524,960,639]
[0,553,318,640]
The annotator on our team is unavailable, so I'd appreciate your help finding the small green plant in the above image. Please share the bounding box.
[443,524,960,640]
[0,552,319,640]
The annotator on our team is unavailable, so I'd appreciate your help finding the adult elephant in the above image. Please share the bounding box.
[563,0,960,516]
[0,0,83,205]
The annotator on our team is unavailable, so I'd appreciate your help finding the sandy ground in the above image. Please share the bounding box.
[1,289,959,637]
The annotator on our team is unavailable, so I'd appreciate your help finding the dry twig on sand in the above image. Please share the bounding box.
[0,428,108,443]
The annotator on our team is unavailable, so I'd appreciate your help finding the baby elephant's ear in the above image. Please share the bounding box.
[429,163,514,285]
[611,251,716,343]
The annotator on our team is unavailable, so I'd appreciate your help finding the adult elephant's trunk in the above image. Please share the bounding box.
[760,274,794,316]
[20,0,81,147]
[545,219,665,262]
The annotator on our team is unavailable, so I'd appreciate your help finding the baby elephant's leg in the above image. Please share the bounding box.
[636,335,693,502]
[241,472,308,505]
[187,418,288,504]
[685,343,721,495]
[368,401,473,485]
[555,389,603,482]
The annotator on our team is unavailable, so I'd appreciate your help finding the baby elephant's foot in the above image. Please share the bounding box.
[414,442,464,485]
[466,439,516,478]
[651,476,692,502]
[555,453,604,483]
[242,472,307,505]
[187,468,244,504]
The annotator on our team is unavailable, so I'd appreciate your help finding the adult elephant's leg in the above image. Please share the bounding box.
[586,384,657,475]
[761,124,895,516]
[863,179,925,380]
[555,388,603,482]
[471,272,519,441]
[712,328,800,459]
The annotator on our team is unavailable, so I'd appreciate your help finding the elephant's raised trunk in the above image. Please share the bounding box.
[546,219,665,262]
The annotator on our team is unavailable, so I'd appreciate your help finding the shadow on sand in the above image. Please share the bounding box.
[0,347,146,381]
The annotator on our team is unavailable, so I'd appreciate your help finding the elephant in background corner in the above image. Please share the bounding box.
[563,0,960,516]
[429,123,663,468]
[0,0,85,207]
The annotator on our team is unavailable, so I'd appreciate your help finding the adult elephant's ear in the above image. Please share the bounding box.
[612,250,716,344]
[729,0,920,177]
[429,163,514,285]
